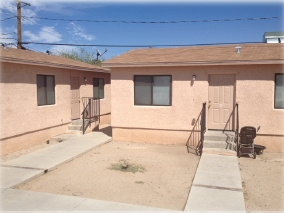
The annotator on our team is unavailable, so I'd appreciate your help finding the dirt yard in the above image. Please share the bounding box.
[16,141,200,210]
[7,126,284,211]
[238,153,284,211]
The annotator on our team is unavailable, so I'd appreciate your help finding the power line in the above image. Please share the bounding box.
[0,38,17,40]
[21,16,36,25]
[20,41,262,48]
[0,16,16,21]
[20,16,61,51]
[19,16,283,24]
[1,32,17,35]
[2,11,15,17]
[2,15,283,23]
[21,16,56,34]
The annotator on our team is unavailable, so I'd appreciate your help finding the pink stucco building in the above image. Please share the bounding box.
[103,43,284,152]
[0,47,111,156]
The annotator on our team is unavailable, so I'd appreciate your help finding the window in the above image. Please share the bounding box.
[93,78,104,99]
[134,75,171,106]
[37,75,55,106]
[275,74,284,109]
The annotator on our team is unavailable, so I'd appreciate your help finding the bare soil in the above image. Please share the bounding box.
[238,153,284,211]
[6,125,283,211]
[16,141,200,210]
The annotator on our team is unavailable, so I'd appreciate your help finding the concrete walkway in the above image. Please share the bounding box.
[1,129,246,211]
[1,189,170,211]
[0,131,172,211]
[1,131,111,190]
[184,150,246,211]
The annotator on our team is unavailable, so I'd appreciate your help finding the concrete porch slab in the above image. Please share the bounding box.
[203,140,236,150]
[204,130,235,142]
[205,130,235,137]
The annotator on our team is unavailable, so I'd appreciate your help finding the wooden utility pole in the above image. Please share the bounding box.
[17,1,21,49]
[16,0,30,49]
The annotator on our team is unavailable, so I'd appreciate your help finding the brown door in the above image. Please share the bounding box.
[71,77,80,120]
[208,74,234,130]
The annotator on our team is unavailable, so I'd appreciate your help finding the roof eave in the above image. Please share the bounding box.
[102,59,284,68]
[0,57,111,73]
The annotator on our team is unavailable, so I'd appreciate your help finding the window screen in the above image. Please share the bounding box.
[134,75,171,106]
[134,76,152,105]
[153,76,171,105]
[37,75,55,106]
[93,78,104,99]
[275,74,284,109]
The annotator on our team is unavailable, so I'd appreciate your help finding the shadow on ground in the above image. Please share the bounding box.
[97,125,112,137]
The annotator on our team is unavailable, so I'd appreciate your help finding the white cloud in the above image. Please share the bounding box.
[0,1,15,14]
[0,0,38,25]
[23,27,62,43]
[50,45,77,54]
[68,22,95,41]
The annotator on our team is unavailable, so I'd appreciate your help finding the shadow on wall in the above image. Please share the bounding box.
[223,103,239,150]
[186,109,203,156]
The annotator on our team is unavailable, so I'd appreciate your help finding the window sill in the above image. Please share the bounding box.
[38,104,56,107]
[134,105,172,108]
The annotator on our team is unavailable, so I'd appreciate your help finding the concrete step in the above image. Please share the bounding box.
[204,130,235,143]
[65,130,83,134]
[203,140,236,150]
[68,125,82,131]
[71,119,83,125]
[49,134,78,143]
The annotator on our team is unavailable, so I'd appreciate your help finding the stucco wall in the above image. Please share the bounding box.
[111,67,208,130]
[0,62,111,156]
[236,65,283,135]
[70,70,111,123]
[236,65,284,152]
[111,65,284,152]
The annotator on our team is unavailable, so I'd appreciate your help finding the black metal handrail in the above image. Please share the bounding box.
[235,103,239,153]
[81,101,90,134]
[198,102,207,155]
[186,102,206,155]
[81,97,100,134]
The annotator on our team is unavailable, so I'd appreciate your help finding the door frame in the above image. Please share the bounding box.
[70,76,80,120]
[207,74,236,131]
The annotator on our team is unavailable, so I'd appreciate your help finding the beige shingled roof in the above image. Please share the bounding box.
[103,43,284,67]
[0,47,110,73]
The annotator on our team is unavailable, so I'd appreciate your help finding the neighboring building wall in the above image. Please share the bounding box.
[0,62,111,156]
[70,70,111,132]
[0,62,71,155]
[111,65,284,152]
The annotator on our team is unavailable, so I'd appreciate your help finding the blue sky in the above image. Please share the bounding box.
[0,0,283,60]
